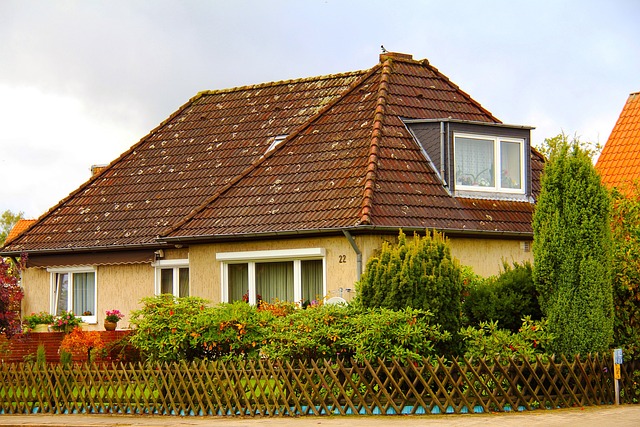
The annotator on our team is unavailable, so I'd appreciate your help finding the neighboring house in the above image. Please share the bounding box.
[4,219,36,246]
[596,91,640,190]
[0,52,543,329]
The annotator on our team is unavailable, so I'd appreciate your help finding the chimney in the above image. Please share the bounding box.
[91,164,107,177]
[380,52,413,62]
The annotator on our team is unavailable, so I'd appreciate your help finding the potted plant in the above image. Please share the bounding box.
[22,311,55,333]
[51,310,82,333]
[104,309,124,331]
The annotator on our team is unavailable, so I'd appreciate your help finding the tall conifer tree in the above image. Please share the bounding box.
[532,134,613,355]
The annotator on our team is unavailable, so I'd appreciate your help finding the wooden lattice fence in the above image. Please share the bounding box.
[0,355,637,416]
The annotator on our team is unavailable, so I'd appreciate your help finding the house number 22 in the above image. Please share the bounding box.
[338,255,347,263]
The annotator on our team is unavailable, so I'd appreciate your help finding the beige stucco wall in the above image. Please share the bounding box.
[448,237,533,277]
[21,267,50,316]
[19,233,533,331]
[189,235,362,305]
[97,263,154,329]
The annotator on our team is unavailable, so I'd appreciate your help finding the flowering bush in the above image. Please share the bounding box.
[51,310,82,332]
[0,257,24,337]
[60,327,104,363]
[105,309,124,323]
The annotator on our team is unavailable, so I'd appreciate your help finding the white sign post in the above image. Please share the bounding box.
[613,348,623,405]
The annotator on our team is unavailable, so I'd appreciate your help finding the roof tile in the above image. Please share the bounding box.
[596,92,640,190]
[3,54,541,254]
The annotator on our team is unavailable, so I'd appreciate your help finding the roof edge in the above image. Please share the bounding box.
[359,56,393,225]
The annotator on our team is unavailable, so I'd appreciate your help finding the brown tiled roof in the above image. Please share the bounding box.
[596,91,640,189]
[2,53,541,255]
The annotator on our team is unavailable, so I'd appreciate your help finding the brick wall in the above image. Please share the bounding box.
[0,330,139,363]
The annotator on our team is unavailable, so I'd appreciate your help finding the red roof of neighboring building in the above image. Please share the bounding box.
[1,52,543,255]
[596,91,640,189]
[4,219,36,245]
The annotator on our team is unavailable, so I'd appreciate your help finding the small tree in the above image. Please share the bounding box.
[0,257,24,337]
[532,134,613,355]
[356,230,463,342]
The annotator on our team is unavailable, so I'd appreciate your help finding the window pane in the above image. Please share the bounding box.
[160,269,173,295]
[302,260,323,303]
[500,140,522,189]
[73,272,95,316]
[228,263,248,302]
[455,137,495,187]
[256,261,294,303]
[55,273,69,315]
[178,268,189,297]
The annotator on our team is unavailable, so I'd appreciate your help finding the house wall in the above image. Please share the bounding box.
[21,267,50,315]
[19,234,532,329]
[189,235,363,305]
[97,263,154,329]
[448,237,533,277]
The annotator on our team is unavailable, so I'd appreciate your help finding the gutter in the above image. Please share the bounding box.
[342,230,363,282]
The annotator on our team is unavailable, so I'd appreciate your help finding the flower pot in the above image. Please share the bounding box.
[104,320,117,331]
[32,324,50,333]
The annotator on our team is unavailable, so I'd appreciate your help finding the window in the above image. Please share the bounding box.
[154,259,189,297]
[49,267,97,323]
[218,248,325,305]
[454,134,524,193]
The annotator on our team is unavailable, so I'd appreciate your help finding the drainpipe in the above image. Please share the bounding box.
[342,230,362,282]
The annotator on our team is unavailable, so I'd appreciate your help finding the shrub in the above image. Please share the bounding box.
[129,295,210,363]
[0,257,24,337]
[60,327,104,363]
[261,303,353,360]
[356,230,463,347]
[610,184,640,358]
[347,307,449,362]
[196,301,272,360]
[460,316,554,361]
[463,262,541,332]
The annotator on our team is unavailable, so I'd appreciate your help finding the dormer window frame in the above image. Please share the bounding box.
[453,132,526,195]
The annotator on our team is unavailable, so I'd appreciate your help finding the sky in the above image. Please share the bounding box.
[1,0,639,219]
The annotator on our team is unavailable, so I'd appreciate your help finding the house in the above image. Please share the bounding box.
[596,91,640,190]
[1,52,543,329]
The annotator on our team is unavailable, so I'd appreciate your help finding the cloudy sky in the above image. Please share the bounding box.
[1,0,639,219]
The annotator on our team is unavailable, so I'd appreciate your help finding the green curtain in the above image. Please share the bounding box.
[302,260,323,303]
[228,263,248,302]
[160,269,173,294]
[179,268,189,297]
[72,272,95,316]
[256,261,293,303]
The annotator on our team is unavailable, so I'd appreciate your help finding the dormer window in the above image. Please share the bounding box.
[454,133,524,194]
[404,118,533,200]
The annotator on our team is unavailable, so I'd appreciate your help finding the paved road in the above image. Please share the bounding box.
[0,405,639,427]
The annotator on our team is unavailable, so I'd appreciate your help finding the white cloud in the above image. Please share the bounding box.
[0,85,138,218]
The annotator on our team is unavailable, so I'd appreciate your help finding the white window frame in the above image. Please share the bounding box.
[48,266,97,324]
[454,133,525,194]
[217,248,326,305]
[153,259,190,297]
